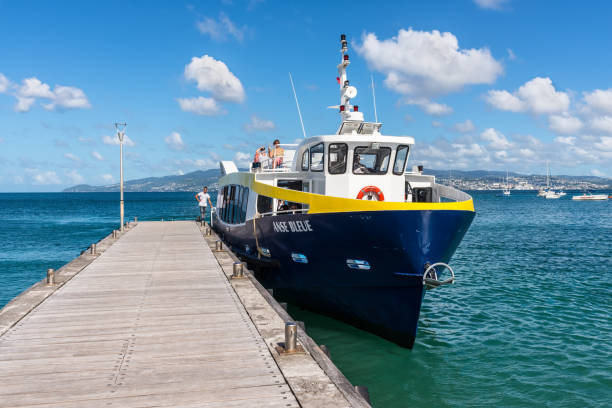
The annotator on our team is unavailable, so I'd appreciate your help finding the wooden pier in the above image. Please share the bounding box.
[0,221,369,408]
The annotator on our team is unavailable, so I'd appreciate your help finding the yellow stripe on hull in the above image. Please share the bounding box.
[219,172,475,214]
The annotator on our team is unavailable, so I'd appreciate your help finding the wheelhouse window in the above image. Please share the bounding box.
[393,145,410,175]
[353,146,391,175]
[301,150,309,171]
[328,143,348,174]
[310,143,324,172]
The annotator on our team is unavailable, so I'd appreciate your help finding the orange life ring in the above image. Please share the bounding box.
[356,186,385,201]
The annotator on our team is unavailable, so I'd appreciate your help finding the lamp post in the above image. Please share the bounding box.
[115,122,127,231]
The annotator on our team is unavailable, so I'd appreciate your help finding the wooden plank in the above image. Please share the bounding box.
[0,221,299,408]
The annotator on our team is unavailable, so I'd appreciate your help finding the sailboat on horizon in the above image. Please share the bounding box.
[503,170,511,196]
[543,161,561,199]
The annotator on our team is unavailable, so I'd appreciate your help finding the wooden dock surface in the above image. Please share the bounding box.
[0,221,333,407]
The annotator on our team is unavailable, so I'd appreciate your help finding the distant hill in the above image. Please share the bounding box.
[63,169,220,192]
[425,169,609,184]
[63,168,610,192]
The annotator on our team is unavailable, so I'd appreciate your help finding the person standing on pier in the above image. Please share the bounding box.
[195,186,212,221]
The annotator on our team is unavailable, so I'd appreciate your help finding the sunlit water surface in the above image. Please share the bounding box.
[0,191,609,407]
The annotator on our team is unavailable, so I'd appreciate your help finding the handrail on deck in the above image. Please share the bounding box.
[257,208,309,217]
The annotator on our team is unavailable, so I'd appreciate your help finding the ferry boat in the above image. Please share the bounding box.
[211,35,476,348]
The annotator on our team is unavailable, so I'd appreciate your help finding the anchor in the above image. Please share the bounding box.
[423,262,455,289]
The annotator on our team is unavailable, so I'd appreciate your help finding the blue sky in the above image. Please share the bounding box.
[1,0,611,191]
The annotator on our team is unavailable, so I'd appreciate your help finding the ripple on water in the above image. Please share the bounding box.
[289,192,611,407]
[1,192,610,407]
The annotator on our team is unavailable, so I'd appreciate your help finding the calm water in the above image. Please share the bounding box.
[0,191,610,407]
[0,192,206,307]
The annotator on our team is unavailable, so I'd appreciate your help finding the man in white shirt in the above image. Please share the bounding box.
[195,186,213,221]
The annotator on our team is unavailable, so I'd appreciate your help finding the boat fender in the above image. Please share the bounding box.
[356,185,385,201]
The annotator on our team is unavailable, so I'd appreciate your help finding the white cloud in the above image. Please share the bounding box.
[403,98,453,116]
[554,136,576,145]
[415,131,612,172]
[432,120,443,128]
[177,96,223,116]
[64,152,81,162]
[480,128,514,150]
[197,13,246,42]
[102,134,135,146]
[486,77,570,114]
[176,157,217,169]
[233,151,251,167]
[420,144,447,159]
[485,90,523,112]
[0,73,11,93]
[583,89,612,114]
[18,77,54,98]
[165,131,185,151]
[244,115,276,132]
[507,49,516,60]
[589,116,612,134]
[517,134,543,148]
[590,169,607,177]
[519,148,536,158]
[101,173,114,183]
[91,151,104,161]
[66,169,84,184]
[517,77,570,114]
[11,77,90,112]
[548,114,583,134]
[15,97,36,113]
[474,0,510,10]
[44,86,91,110]
[355,28,503,96]
[184,55,245,103]
[452,142,487,157]
[78,137,95,145]
[30,170,61,185]
[594,136,612,151]
[453,119,475,133]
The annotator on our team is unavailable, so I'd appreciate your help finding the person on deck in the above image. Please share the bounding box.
[252,147,266,171]
[268,139,284,169]
[195,186,213,221]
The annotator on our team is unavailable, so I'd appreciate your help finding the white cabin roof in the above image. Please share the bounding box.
[294,133,415,151]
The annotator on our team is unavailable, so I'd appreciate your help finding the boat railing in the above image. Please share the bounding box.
[257,208,309,217]
[251,144,298,173]
[435,183,472,203]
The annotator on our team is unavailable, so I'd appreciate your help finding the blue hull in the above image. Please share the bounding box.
[213,209,474,348]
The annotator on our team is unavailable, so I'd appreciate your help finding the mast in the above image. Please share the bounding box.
[337,34,363,122]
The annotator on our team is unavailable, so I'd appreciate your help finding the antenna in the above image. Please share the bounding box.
[289,72,307,139]
[371,75,378,123]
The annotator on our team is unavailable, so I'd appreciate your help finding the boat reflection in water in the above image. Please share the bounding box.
[211,34,475,348]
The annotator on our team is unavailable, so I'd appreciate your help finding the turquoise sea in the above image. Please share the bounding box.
[0,191,610,407]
